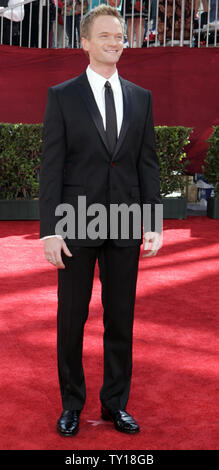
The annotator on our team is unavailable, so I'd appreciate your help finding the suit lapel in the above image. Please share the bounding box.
[76,72,132,160]
[77,72,109,154]
[112,76,131,161]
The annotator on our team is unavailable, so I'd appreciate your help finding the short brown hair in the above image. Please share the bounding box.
[80,4,124,40]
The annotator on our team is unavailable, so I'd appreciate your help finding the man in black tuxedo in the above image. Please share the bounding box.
[40,4,162,437]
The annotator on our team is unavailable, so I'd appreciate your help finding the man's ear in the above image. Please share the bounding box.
[81,37,88,53]
[81,37,90,58]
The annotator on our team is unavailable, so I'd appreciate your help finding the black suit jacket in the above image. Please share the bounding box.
[39,71,162,247]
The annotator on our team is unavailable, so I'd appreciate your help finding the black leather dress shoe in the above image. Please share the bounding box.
[101,406,140,434]
[57,409,81,437]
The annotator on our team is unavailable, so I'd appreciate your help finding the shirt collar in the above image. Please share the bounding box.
[86,65,120,93]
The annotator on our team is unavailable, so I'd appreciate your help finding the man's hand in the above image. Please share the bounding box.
[44,237,72,269]
[142,231,162,258]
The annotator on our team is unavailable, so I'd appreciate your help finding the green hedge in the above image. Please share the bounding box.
[0,123,193,200]
[0,123,42,200]
[202,126,219,198]
[155,125,193,196]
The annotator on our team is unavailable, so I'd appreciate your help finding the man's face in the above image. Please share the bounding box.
[82,15,124,67]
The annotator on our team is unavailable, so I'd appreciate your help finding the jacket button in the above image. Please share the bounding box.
[111,162,115,167]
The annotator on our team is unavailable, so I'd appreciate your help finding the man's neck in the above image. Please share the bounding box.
[89,63,117,79]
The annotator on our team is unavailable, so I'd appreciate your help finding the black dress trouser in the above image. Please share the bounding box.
[57,238,140,412]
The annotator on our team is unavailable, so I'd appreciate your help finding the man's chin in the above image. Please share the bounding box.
[103,52,122,64]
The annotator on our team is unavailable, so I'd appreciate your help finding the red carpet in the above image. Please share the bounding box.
[0,217,219,450]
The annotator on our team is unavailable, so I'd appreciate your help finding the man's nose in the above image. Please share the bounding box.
[108,36,118,47]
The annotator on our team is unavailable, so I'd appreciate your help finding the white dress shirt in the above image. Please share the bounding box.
[41,65,123,241]
[86,64,123,137]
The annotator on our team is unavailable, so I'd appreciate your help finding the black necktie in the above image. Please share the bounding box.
[104,80,117,156]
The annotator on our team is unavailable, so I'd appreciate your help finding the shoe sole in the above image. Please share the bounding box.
[101,413,140,434]
[56,425,79,437]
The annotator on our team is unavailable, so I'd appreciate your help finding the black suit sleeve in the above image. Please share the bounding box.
[137,90,163,233]
[39,87,66,238]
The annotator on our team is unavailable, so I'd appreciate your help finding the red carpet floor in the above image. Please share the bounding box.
[0,217,219,450]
